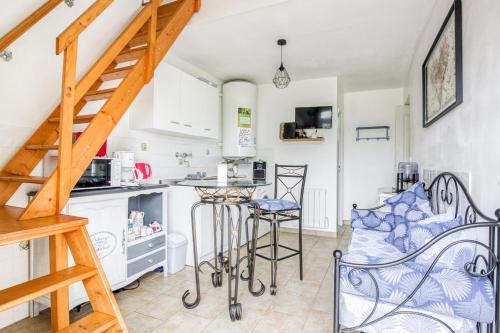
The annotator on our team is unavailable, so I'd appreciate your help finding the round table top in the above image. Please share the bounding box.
[177,179,270,188]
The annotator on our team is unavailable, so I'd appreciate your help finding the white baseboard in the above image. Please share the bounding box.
[280,227,338,238]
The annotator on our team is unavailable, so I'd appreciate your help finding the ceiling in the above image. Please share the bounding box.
[170,0,438,92]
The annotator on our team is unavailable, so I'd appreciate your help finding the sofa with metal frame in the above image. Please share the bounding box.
[332,172,500,333]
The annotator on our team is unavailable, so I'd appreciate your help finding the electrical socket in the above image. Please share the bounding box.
[141,143,148,151]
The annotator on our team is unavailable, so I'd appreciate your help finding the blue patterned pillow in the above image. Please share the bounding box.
[408,215,464,253]
[351,209,395,232]
[384,222,410,253]
[385,207,462,253]
[384,182,433,224]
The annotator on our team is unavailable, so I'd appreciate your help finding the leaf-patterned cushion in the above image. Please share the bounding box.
[384,182,433,224]
[341,229,495,324]
[254,198,300,212]
[384,207,461,253]
[351,209,396,232]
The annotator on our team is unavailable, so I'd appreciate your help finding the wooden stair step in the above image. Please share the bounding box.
[84,88,116,102]
[25,144,58,150]
[0,206,87,246]
[0,265,96,312]
[49,114,96,124]
[115,46,147,63]
[157,1,181,17]
[129,27,165,48]
[0,174,47,184]
[138,12,173,35]
[56,312,117,333]
[100,66,134,81]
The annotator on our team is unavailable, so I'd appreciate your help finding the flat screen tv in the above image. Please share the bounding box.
[295,106,333,129]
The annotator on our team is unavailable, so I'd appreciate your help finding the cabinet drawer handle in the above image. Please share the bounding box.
[122,229,126,255]
[148,243,154,248]
[170,121,180,125]
[204,128,211,131]
[147,259,154,264]
[183,124,192,128]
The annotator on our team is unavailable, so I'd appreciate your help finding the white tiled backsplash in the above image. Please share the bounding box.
[107,133,222,182]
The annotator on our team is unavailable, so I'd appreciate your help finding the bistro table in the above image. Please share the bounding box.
[177,179,269,321]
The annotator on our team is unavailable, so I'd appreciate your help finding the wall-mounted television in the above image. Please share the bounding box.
[295,106,333,129]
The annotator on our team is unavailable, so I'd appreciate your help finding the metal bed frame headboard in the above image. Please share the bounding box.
[333,172,500,333]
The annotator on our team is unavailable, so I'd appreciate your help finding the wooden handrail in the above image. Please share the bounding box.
[56,0,113,54]
[55,0,115,205]
[0,0,65,53]
[74,4,151,103]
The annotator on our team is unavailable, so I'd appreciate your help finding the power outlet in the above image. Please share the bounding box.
[141,143,148,151]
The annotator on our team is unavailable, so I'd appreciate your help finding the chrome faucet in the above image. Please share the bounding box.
[175,152,192,167]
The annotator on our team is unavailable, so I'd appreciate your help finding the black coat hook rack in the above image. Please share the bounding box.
[356,126,390,142]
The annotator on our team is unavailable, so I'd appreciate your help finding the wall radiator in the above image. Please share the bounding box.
[302,188,329,229]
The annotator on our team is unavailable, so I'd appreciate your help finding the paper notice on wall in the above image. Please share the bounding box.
[238,108,252,147]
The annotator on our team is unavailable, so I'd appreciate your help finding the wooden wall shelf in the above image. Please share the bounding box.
[281,138,324,143]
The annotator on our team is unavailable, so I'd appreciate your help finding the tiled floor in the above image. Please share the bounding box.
[0,226,352,333]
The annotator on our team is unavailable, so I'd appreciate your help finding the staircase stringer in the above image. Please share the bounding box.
[64,226,127,331]
[19,57,147,220]
[154,0,196,67]
[0,79,103,207]
[20,0,199,220]
[0,7,151,208]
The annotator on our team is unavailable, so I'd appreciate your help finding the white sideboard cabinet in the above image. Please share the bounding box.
[32,187,168,311]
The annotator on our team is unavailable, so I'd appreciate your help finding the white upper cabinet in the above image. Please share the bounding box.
[154,62,183,132]
[130,62,220,139]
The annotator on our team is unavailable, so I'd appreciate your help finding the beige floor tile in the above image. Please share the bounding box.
[252,310,306,333]
[0,231,345,333]
[135,294,183,321]
[125,312,163,333]
[180,292,227,320]
[116,293,150,316]
[269,288,316,317]
[140,274,176,295]
[202,308,267,333]
[312,276,334,314]
[151,311,211,333]
[302,310,333,333]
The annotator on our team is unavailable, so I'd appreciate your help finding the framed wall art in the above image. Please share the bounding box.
[422,0,463,128]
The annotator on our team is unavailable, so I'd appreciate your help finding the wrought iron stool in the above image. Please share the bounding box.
[246,164,308,295]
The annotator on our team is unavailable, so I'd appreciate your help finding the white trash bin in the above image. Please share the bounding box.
[167,233,188,274]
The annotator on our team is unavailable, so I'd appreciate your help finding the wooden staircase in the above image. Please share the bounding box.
[0,0,201,331]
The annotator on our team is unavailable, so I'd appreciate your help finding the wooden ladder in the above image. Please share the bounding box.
[0,0,201,331]
[0,207,125,332]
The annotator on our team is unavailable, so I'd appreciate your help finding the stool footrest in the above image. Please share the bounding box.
[255,250,300,262]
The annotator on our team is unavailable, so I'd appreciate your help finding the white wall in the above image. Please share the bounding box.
[406,0,500,216]
[342,88,404,219]
[257,77,339,233]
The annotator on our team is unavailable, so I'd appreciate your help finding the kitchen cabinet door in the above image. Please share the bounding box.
[198,82,219,139]
[67,198,128,288]
[154,63,183,132]
[167,186,214,266]
[180,72,203,136]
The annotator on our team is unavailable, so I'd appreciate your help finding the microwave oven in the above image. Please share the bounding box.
[74,158,121,190]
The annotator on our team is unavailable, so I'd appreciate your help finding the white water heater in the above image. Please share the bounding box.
[222,81,257,158]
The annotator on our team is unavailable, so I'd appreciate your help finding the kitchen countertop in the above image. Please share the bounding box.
[69,184,170,198]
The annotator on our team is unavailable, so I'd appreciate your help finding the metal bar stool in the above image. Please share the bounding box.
[246,164,308,295]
